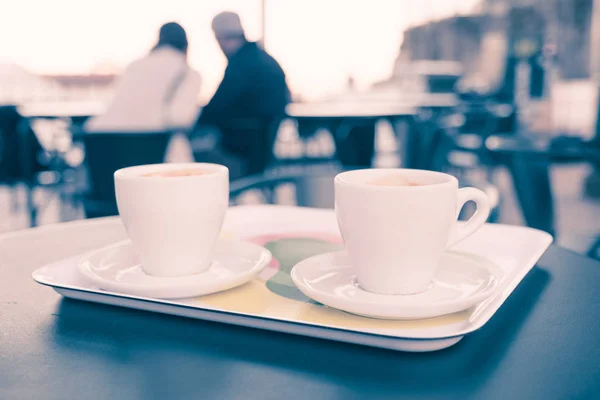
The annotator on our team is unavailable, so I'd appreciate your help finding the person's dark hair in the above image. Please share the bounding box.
[154,22,188,55]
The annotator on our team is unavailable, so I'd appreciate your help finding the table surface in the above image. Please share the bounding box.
[486,135,600,161]
[286,102,419,119]
[1,218,600,400]
[17,94,458,121]
[287,94,458,120]
[18,101,107,119]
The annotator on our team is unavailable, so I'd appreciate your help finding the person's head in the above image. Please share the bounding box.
[211,11,246,58]
[154,22,188,55]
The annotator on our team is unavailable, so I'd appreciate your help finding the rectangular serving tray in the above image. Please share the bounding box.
[33,205,553,352]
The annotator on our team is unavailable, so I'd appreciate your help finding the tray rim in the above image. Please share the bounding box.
[31,206,553,342]
[51,286,465,352]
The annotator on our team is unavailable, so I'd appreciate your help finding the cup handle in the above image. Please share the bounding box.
[447,187,491,248]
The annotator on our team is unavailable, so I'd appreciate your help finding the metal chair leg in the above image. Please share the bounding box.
[10,184,20,212]
[25,184,37,227]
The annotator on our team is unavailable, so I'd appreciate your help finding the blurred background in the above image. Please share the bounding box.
[1,0,599,260]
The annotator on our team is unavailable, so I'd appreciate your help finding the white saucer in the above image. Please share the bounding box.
[291,251,503,320]
[78,238,272,299]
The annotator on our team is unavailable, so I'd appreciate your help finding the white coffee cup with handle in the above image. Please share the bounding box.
[335,168,491,295]
[114,163,229,277]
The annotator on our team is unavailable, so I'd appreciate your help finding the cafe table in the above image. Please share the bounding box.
[17,101,107,127]
[286,94,458,169]
[1,217,599,399]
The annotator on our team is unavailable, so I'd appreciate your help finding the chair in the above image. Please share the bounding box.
[81,131,172,218]
[230,163,344,208]
[0,106,23,184]
[432,98,515,177]
[485,133,600,236]
[410,99,507,223]
[192,116,285,181]
[292,115,377,168]
[0,105,51,225]
[230,163,500,222]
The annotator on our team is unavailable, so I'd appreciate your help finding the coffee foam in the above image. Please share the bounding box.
[142,169,212,178]
[368,175,425,187]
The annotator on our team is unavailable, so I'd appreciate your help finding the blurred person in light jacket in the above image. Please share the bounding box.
[86,22,201,132]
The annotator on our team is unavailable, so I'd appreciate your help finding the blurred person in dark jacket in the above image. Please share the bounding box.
[194,11,290,179]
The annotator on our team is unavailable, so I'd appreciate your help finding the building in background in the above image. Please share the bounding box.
[393,0,593,80]
[0,63,61,104]
[384,0,597,136]
[0,63,118,106]
[40,74,118,103]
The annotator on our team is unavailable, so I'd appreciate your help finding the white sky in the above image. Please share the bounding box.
[0,0,480,100]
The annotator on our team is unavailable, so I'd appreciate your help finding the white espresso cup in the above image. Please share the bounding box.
[114,163,229,277]
[335,168,491,295]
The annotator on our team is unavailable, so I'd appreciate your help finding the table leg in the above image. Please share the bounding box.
[17,120,38,227]
[507,155,555,235]
[344,123,376,167]
[10,184,20,212]
[394,117,421,169]
[331,120,376,168]
[26,183,37,227]
[296,119,316,157]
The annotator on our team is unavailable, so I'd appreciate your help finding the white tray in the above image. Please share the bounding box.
[32,205,553,352]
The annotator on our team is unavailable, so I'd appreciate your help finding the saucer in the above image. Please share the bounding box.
[78,238,272,299]
[291,251,503,320]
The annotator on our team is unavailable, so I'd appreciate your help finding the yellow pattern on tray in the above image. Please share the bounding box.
[194,234,471,331]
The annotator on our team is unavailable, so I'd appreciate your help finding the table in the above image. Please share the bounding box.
[286,94,459,121]
[286,95,458,168]
[1,218,599,399]
[486,135,600,162]
[18,101,107,126]
[287,103,418,121]
[18,102,197,133]
[17,96,458,169]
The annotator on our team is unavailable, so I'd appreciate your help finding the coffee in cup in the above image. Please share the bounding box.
[335,168,491,295]
[115,163,229,277]
[368,174,425,187]
[142,168,212,178]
